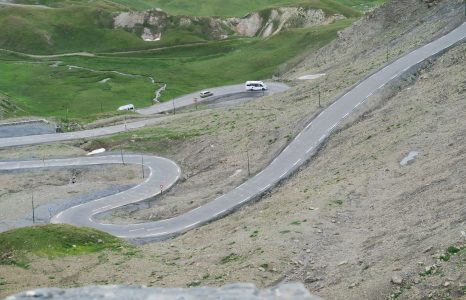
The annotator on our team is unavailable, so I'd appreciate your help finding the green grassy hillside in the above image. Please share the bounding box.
[0,19,352,122]
[0,6,141,54]
[0,0,385,121]
[13,0,382,15]
[0,0,372,55]
[0,225,128,268]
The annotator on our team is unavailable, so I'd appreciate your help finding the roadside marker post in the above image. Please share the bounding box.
[193,97,198,110]
[31,191,35,224]
[318,86,321,108]
[160,184,164,195]
[246,149,250,176]
[141,155,145,179]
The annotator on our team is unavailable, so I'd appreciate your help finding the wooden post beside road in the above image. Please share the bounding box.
[31,191,35,224]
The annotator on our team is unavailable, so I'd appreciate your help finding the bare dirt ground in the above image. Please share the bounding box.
[0,0,465,299]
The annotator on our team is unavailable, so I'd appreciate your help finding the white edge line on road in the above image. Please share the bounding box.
[260,184,271,192]
[306,147,314,154]
[148,231,169,237]
[186,221,201,228]
[146,227,163,232]
[343,112,349,119]
[129,228,145,232]
[293,159,301,166]
[92,205,111,212]
[279,171,287,179]
[327,122,338,133]
[213,209,226,217]
[318,134,326,142]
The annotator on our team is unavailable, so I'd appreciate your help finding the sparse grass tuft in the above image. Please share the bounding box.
[220,253,242,264]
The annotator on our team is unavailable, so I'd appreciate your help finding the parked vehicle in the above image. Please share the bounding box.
[200,90,213,98]
[245,81,268,91]
[117,104,135,111]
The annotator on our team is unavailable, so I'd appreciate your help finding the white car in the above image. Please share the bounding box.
[117,104,135,111]
[199,90,213,98]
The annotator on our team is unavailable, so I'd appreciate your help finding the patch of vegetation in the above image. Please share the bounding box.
[0,6,153,54]
[220,252,242,264]
[94,126,209,153]
[0,60,155,119]
[0,224,129,268]
[186,280,202,287]
[290,219,307,225]
[250,230,259,238]
[440,245,463,262]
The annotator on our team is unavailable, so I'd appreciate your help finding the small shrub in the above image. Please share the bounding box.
[220,253,241,264]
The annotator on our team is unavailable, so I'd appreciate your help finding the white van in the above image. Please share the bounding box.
[117,104,135,111]
[245,81,268,91]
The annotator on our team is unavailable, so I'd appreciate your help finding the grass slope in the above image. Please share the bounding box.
[107,0,381,16]
[0,224,128,268]
[9,0,384,15]
[0,19,352,121]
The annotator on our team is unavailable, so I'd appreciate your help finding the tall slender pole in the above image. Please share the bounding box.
[246,149,250,177]
[31,191,35,224]
[172,100,176,115]
[318,86,321,108]
[120,148,125,165]
[141,155,145,179]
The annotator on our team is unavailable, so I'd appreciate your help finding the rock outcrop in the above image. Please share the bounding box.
[225,7,345,38]
[114,9,168,42]
[113,6,345,41]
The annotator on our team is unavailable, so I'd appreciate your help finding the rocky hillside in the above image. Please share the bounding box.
[113,6,346,41]
[225,7,345,38]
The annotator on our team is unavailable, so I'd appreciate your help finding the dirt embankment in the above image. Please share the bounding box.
[0,0,465,299]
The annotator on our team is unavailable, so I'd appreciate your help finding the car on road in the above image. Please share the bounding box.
[117,104,135,111]
[245,81,267,91]
[200,90,213,98]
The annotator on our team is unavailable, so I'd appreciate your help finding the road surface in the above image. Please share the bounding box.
[0,22,464,241]
[136,82,290,115]
[0,82,288,148]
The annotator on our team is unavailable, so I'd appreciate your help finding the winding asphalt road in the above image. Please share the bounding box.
[1,21,465,241]
[136,82,289,115]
